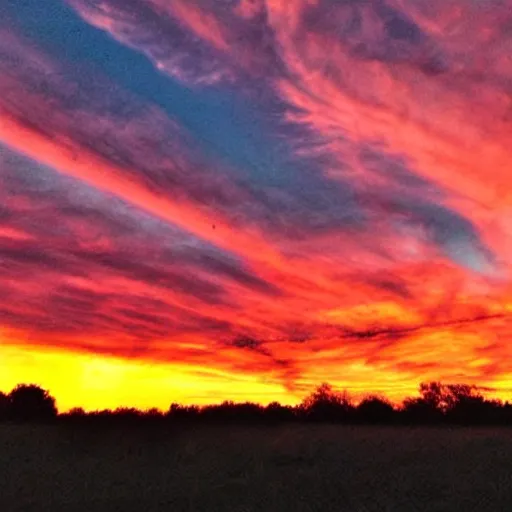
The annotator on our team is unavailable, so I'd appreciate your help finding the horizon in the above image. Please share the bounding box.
[2,380,510,416]
[1,0,512,411]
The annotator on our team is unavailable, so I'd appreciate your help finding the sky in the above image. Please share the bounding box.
[1,0,512,412]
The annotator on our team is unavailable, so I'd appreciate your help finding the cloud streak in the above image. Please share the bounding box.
[0,0,511,407]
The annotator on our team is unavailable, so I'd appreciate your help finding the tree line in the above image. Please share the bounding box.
[2,381,512,426]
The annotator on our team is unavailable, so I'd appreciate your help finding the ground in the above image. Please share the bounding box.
[1,424,512,511]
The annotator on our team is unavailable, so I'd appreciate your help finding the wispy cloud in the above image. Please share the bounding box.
[0,0,511,406]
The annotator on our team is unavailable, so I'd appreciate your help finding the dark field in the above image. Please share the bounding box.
[2,425,512,512]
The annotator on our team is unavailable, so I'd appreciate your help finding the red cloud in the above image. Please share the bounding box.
[1,1,512,407]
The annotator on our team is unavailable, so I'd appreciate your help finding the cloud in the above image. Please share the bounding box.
[51,0,503,272]
[65,0,282,85]
[0,146,287,344]
[0,0,511,403]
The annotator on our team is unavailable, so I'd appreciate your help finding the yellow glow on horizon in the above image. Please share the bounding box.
[4,341,512,410]
[4,325,512,411]
[0,341,299,412]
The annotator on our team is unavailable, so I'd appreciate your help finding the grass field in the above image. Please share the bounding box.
[2,424,512,511]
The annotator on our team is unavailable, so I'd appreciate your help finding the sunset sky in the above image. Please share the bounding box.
[1,0,512,412]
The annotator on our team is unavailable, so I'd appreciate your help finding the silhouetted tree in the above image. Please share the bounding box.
[418,382,447,410]
[67,407,86,417]
[59,407,87,425]
[200,401,265,423]
[415,382,482,412]
[399,382,450,424]
[300,383,354,422]
[7,384,57,422]
[498,401,512,425]
[0,391,8,421]
[399,382,496,424]
[265,401,296,423]
[111,407,143,423]
[166,403,200,421]
[91,409,116,424]
[442,385,493,424]
[400,396,442,424]
[6,380,512,427]
[144,408,164,421]
[357,396,396,424]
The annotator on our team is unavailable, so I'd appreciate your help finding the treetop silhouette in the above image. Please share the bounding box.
[4,384,57,422]
[1,381,511,426]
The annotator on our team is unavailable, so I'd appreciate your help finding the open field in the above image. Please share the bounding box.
[2,424,512,511]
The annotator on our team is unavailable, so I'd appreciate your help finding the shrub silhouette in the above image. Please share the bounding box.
[441,385,499,424]
[67,407,86,418]
[264,401,296,423]
[401,396,442,423]
[3,380,512,426]
[112,407,143,421]
[166,403,200,421]
[399,382,506,425]
[7,384,57,421]
[200,401,265,423]
[0,391,8,420]
[145,408,164,421]
[400,382,451,424]
[300,383,354,422]
[357,396,396,424]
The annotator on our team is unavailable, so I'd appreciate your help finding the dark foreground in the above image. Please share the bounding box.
[2,424,512,512]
